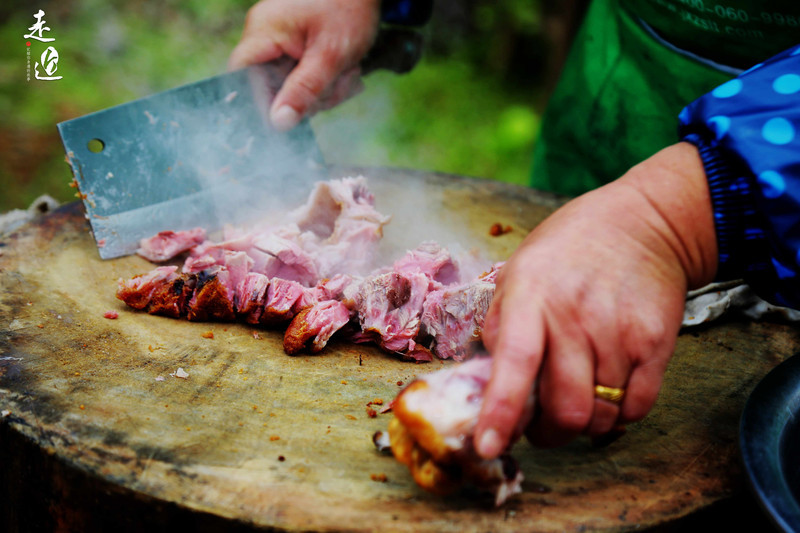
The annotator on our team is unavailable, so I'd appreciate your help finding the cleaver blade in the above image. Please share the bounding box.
[57,58,325,260]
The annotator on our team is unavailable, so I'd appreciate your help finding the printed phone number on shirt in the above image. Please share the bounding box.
[676,0,799,26]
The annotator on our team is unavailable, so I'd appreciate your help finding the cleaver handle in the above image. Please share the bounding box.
[360,28,424,75]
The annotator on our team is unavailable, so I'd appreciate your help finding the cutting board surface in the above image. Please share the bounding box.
[1,168,798,532]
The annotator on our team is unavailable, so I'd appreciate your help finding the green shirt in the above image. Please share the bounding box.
[531,0,800,196]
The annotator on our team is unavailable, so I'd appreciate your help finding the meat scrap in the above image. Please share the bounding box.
[137,228,206,262]
[116,177,501,362]
[374,357,535,506]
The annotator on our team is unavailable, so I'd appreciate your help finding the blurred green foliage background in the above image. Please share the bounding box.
[0,0,556,212]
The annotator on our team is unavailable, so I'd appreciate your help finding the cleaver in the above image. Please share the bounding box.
[58,29,423,260]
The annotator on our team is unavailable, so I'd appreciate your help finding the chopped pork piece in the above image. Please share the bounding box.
[349,243,462,356]
[260,278,315,325]
[420,274,496,361]
[116,266,181,310]
[290,176,391,278]
[146,272,195,318]
[253,232,319,286]
[236,272,269,324]
[283,300,352,354]
[137,228,206,262]
[377,357,534,506]
[186,268,236,322]
[313,274,360,304]
[116,266,196,317]
[394,241,460,285]
[354,271,432,353]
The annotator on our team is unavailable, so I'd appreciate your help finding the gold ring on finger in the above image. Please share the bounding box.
[594,384,625,404]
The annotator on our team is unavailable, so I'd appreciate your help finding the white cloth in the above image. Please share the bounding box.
[683,280,800,327]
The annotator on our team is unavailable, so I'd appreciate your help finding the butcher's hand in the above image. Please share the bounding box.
[475,142,719,456]
[229,0,380,131]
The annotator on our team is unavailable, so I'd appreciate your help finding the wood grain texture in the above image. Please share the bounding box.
[0,168,796,532]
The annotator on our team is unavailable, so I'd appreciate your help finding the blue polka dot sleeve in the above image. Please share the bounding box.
[679,44,800,309]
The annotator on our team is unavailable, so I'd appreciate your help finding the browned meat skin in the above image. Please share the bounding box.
[402,345,434,363]
[283,307,316,354]
[283,300,352,355]
[146,275,195,318]
[186,270,236,322]
[379,357,532,506]
[116,266,181,311]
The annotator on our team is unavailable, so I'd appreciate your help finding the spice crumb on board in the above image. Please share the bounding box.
[201,331,214,339]
[345,414,357,420]
[370,473,388,483]
[366,407,377,418]
[270,435,280,441]
[103,310,118,319]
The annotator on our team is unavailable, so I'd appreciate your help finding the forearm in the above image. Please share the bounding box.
[619,142,718,291]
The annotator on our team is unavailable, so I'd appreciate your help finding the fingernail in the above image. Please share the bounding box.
[271,105,300,131]
[477,428,503,459]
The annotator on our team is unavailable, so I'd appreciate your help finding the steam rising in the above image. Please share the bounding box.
[311,80,498,280]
